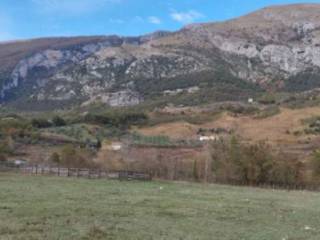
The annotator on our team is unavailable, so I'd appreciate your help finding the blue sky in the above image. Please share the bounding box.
[1,0,320,41]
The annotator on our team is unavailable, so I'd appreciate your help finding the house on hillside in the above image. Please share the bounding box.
[105,142,123,151]
[14,159,27,166]
[199,136,219,142]
[197,128,232,142]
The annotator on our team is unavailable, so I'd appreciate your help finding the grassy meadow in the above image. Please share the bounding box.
[1,174,320,240]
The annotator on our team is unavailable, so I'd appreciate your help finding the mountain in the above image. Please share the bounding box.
[1,4,320,110]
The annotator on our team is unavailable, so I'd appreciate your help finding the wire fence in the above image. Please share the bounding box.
[0,163,152,181]
[1,163,320,191]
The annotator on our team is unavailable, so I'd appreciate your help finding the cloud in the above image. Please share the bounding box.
[31,0,122,16]
[170,10,205,24]
[148,16,162,25]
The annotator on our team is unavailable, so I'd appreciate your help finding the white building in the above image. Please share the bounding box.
[199,136,219,142]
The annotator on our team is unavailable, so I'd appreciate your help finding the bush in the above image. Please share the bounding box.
[268,155,304,186]
[57,145,96,168]
[52,116,66,127]
[283,70,320,92]
[0,137,14,155]
[84,110,148,129]
[210,137,304,186]
[31,118,53,128]
[0,118,31,134]
[49,152,61,165]
[258,93,276,105]
[311,150,320,182]
[255,106,280,119]
[219,103,258,115]
[193,160,199,181]
[304,117,320,135]
[0,154,7,162]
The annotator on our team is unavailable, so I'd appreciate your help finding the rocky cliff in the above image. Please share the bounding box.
[1,4,320,110]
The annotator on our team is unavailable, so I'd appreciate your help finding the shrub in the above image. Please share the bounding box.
[52,116,66,127]
[255,106,280,119]
[31,118,53,128]
[96,139,102,149]
[58,145,96,168]
[210,137,304,186]
[49,152,61,165]
[311,150,320,182]
[193,160,199,181]
[258,93,276,105]
[304,117,320,135]
[0,118,31,137]
[268,155,304,186]
[0,154,7,162]
[283,70,320,92]
[0,137,14,155]
[84,110,148,129]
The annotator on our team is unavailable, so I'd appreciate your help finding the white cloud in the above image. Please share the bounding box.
[32,0,122,16]
[148,16,162,25]
[170,10,205,24]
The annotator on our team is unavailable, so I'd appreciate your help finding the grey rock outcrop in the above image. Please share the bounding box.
[1,4,320,108]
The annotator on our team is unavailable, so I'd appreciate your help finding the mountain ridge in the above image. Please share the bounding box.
[1,3,320,110]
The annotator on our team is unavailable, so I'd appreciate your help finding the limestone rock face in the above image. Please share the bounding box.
[1,4,320,108]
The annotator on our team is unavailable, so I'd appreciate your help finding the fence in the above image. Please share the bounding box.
[0,163,152,181]
[1,163,320,191]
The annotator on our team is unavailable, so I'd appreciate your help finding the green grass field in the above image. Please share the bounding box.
[1,174,320,240]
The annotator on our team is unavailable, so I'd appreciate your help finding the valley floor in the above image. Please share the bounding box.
[1,174,320,239]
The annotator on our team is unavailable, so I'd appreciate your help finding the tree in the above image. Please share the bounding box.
[96,139,102,149]
[0,154,6,162]
[52,116,66,127]
[0,137,14,155]
[60,145,77,167]
[0,139,10,163]
[31,118,53,128]
[312,150,320,182]
[209,136,304,186]
[240,142,274,185]
[193,160,199,181]
[229,136,246,183]
[59,145,94,168]
[269,155,304,186]
[49,152,61,165]
[258,93,276,105]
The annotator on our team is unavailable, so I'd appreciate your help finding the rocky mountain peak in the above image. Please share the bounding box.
[1,4,320,110]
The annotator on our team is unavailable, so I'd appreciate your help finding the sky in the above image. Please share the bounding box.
[1,0,320,41]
